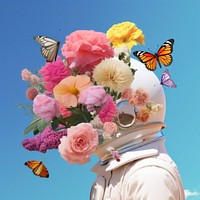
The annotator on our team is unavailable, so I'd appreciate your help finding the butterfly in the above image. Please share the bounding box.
[133,39,174,71]
[24,160,49,178]
[33,36,60,62]
[160,69,177,88]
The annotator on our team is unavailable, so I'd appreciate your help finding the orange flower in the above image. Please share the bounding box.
[53,75,93,107]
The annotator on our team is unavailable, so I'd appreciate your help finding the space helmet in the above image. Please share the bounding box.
[93,58,166,161]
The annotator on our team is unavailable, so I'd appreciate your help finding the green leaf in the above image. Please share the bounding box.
[23,117,50,134]
[24,118,41,134]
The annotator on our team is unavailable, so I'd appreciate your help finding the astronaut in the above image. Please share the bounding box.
[90,58,185,200]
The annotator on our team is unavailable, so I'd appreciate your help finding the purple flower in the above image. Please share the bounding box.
[22,126,67,153]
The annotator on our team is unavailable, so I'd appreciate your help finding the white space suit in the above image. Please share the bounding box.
[90,59,185,200]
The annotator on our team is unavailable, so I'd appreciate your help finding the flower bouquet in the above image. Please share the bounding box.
[21,22,161,167]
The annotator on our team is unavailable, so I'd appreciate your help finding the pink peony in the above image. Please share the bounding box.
[39,57,70,92]
[99,95,118,123]
[21,68,32,82]
[33,94,61,122]
[26,87,38,100]
[129,88,149,106]
[58,123,98,165]
[61,30,114,74]
[78,85,107,111]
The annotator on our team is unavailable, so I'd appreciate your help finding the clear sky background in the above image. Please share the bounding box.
[1,0,200,199]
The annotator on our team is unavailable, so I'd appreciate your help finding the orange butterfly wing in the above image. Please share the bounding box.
[25,160,49,178]
[133,51,157,71]
[157,39,174,66]
[133,39,174,71]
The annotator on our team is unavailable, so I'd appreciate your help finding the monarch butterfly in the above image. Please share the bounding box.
[160,69,177,88]
[24,160,49,178]
[133,39,174,71]
[33,36,60,62]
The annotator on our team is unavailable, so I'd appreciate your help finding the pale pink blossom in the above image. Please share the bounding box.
[21,68,33,82]
[103,122,118,135]
[21,68,40,86]
[29,74,41,87]
[33,94,61,122]
[78,86,107,111]
[61,30,114,74]
[58,123,98,164]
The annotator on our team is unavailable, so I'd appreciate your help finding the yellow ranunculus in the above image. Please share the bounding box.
[106,21,145,49]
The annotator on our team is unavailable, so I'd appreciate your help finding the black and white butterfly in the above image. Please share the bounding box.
[33,36,60,62]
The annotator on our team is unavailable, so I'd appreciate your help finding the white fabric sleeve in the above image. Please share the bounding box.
[124,166,180,200]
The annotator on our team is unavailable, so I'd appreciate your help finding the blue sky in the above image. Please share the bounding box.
[1,0,200,199]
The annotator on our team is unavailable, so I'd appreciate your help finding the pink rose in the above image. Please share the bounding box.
[33,94,61,122]
[61,30,114,74]
[21,68,32,82]
[103,122,118,135]
[78,86,107,111]
[58,123,98,164]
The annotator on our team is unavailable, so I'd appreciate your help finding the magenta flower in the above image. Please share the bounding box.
[33,94,61,122]
[61,30,114,74]
[22,126,67,153]
[39,57,70,93]
[78,85,107,111]
[99,95,118,123]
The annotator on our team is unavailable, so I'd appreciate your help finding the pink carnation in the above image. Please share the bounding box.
[33,94,61,122]
[78,85,107,111]
[58,123,98,164]
[26,87,38,100]
[61,30,114,74]
[99,95,118,123]
[129,88,149,106]
[39,57,70,92]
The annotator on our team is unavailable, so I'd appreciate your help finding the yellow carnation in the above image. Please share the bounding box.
[106,21,145,49]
